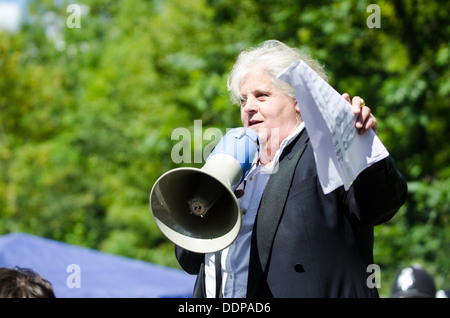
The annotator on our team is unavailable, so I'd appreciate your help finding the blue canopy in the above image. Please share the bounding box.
[0,232,195,298]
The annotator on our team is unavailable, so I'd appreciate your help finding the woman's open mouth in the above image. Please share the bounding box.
[249,120,263,127]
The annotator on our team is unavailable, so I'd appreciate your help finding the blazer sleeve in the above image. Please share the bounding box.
[174,245,205,275]
[348,155,407,226]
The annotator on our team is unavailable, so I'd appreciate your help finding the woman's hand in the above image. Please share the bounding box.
[342,93,378,135]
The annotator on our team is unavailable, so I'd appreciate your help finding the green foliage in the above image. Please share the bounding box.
[0,0,448,295]
[374,178,450,296]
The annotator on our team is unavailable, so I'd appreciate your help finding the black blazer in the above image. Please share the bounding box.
[175,129,407,298]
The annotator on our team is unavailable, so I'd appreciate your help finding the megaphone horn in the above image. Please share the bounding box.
[149,127,259,253]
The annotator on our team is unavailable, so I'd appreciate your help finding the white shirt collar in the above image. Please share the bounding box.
[257,121,305,174]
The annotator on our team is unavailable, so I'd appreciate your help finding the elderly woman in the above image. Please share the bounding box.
[176,40,407,298]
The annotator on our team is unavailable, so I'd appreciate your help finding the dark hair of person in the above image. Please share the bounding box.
[0,266,55,298]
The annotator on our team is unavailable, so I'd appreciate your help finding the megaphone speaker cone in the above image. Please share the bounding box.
[150,167,241,253]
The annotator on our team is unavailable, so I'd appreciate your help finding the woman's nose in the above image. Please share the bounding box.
[242,96,258,114]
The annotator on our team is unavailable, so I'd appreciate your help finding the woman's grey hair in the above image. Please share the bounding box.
[227,40,328,105]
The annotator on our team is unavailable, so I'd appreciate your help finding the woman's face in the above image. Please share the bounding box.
[240,73,301,153]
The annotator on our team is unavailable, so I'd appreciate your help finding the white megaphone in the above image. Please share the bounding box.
[149,127,259,253]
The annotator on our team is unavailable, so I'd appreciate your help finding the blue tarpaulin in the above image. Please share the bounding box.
[0,232,195,298]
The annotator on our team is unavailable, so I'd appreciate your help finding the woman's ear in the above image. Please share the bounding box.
[294,101,301,115]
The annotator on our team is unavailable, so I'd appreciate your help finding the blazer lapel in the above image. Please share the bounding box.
[248,130,309,296]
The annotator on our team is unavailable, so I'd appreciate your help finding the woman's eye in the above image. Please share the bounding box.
[257,92,269,98]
